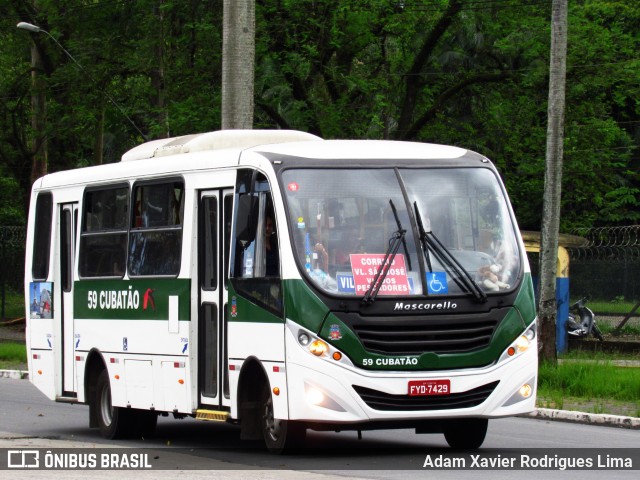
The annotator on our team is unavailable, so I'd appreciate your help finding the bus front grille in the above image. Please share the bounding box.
[352,381,499,411]
[351,319,498,355]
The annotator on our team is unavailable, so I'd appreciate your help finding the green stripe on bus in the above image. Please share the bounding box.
[74,278,190,321]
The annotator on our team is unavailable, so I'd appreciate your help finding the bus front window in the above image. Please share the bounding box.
[281,167,521,298]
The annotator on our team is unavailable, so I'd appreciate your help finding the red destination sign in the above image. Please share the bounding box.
[349,254,411,296]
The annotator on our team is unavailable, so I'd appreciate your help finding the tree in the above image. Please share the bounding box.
[0,0,638,229]
[538,0,568,364]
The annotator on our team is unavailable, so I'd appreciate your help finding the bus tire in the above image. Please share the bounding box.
[261,385,305,454]
[95,369,133,439]
[443,418,488,449]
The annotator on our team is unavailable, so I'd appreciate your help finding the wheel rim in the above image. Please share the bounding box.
[99,380,114,427]
[263,394,282,443]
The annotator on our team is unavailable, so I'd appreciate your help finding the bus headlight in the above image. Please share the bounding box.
[305,386,325,405]
[499,321,536,363]
[519,383,533,398]
[304,383,346,411]
[287,320,354,367]
[309,339,328,356]
[515,334,530,353]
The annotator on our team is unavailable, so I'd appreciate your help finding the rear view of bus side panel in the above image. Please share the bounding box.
[25,189,58,400]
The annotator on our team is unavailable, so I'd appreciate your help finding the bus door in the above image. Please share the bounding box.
[59,203,78,395]
[198,189,234,407]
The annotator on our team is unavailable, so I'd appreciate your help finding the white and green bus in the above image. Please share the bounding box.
[25,130,537,452]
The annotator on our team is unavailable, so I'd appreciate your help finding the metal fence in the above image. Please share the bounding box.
[525,226,640,326]
[1,226,25,320]
[566,226,640,323]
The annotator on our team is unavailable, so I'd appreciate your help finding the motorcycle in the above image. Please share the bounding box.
[566,298,604,341]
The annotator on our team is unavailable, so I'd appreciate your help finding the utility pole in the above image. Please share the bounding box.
[29,35,48,183]
[221,0,255,129]
[538,0,568,364]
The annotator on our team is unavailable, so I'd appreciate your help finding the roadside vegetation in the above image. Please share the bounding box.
[538,351,640,417]
[0,341,26,370]
[2,290,24,320]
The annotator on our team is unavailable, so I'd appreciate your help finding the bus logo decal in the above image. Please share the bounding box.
[329,324,342,340]
[231,297,237,317]
[394,300,458,311]
[143,288,156,311]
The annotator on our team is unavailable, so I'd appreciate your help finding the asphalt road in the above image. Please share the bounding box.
[0,378,639,479]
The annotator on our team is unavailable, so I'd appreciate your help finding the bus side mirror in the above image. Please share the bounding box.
[236,195,259,246]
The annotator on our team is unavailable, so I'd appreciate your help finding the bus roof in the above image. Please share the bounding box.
[249,139,468,161]
[33,131,485,190]
[121,129,322,162]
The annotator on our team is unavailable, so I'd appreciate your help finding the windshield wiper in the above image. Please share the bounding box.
[413,202,487,303]
[413,202,432,273]
[362,200,406,305]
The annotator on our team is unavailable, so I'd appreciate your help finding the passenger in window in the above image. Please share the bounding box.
[265,215,279,276]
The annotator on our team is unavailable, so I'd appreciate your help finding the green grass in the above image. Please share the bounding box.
[591,302,638,316]
[560,349,640,361]
[1,289,24,319]
[598,322,640,336]
[538,359,640,402]
[0,341,27,369]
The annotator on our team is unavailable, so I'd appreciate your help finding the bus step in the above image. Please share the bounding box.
[195,409,229,422]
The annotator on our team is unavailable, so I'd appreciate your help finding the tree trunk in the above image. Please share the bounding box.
[538,0,568,364]
[30,41,48,184]
[151,0,169,138]
[221,0,255,130]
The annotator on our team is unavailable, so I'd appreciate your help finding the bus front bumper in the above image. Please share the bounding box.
[284,327,537,425]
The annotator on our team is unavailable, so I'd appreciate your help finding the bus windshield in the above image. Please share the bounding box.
[281,168,521,298]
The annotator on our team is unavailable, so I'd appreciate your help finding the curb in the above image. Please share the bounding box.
[523,407,640,430]
[2,370,638,430]
[0,369,28,380]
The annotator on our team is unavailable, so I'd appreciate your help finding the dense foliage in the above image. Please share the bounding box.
[1,0,638,230]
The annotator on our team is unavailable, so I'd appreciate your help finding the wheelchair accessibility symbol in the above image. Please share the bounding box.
[427,272,448,294]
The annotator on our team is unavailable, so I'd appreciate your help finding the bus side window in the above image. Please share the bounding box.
[32,192,53,281]
[79,186,129,278]
[230,171,282,316]
[128,180,184,277]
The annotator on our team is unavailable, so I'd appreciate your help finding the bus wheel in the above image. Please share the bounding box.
[96,369,132,439]
[261,385,305,454]
[443,418,488,449]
